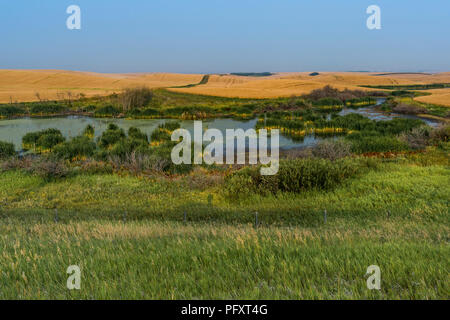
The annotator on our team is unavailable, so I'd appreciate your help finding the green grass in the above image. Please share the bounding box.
[0,161,448,224]
[0,220,447,299]
[0,154,448,299]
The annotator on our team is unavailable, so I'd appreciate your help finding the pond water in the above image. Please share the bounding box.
[339,98,439,127]
[0,116,320,151]
[0,99,440,151]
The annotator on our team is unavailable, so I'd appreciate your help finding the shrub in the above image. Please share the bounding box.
[304,85,368,102]
[107,123,119,131]
[223,158,364,199]
[430,125,449,144]
[29,158,70,181]
[83,125,95,138]
[128,108,160,117]
[0,141,15,159]
[313,97,343,107]
[107,148,189,175]
[393,103,427,115]
[128,127,148,142]
[81,105,97,112]
[29,103,66,115]
[312,140,352,161]
[223,167,278,200]
[0,105,25,117]
[398,126,432,150]
[98,126,126,148]
[277,158,360,193]
[120,87,154,111]
[0,156,33,171]
[36,133,65,151]
[22,129,65,151]
[150,142,192,174]
[160,121,181,132]
[95,105,121,117]
[151,129,171,143]
[54,136,97,160]
[109,138,149,160]
[108,152,163,175]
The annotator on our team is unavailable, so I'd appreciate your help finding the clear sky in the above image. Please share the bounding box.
[0,0,449,73]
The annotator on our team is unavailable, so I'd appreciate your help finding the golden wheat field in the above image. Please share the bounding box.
[171,72,450,101]
[1,69,450,106]
[414,88,450,106]
[0,70,203,103]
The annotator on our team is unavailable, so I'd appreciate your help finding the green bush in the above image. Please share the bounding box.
[109,138,150,160]
[0,141,15,158]
[107,123,119,131]
[29,103,65,114]
[150,142,192,174]
[81,105,97,112]
[128,108,159,117]
[83,125,95,138]
[277,158,360,192]
[313,97,343,106]
[128,127,148,142]
[151,130,171,142]
[224,158,365,199]
[95,105,121,117]
[22,129,65,151]
[37,133,65,151]
[54,136,97,160]
[0,105,25,117]
[98,126,126,148]
[22,132,41,149]
[160,121,181,132]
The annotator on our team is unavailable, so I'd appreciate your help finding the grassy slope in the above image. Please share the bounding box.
[0,156,448,299]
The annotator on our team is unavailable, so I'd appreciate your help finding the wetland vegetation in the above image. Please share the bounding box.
[0,85,448,299]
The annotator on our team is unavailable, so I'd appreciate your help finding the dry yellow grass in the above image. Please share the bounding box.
[0,70,203,103]
[170,73,373,98]
[2,70,450,106]
[170,72,450,102]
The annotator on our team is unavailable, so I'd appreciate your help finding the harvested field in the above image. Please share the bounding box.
[2,70,450,106]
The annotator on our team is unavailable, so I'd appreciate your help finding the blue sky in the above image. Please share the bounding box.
[0,0,449,73]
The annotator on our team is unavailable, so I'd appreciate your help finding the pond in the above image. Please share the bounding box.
[339,98,440,127]
[0,99,440,151]
[0,116,321,151]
